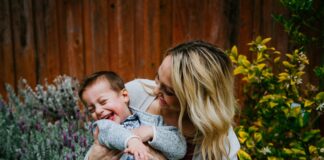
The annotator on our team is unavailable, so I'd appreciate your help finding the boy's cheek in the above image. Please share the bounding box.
[91,113,98,120]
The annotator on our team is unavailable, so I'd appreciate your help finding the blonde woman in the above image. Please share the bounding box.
[89,40,240,160]
[151,40,240,159]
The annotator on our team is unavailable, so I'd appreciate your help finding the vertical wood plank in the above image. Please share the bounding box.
[261,0,273,38]
[134,0,160,79]
[144,0,161,78]
[0,0,15,95]
[110,0,135,81]
[203,0,222,45]
[172,0,191,44]
[56,0,84,80]
[107,0,119,74]
[82,0,92,76]
[203,0,232,48]
[272,0,289,54]
[252,0,261,41]
[33,0,61,83]
[10,0,37,87]
[134,0,145,78]
[159,0,172,57]
[83,0,109,76]
[238,0,254,58]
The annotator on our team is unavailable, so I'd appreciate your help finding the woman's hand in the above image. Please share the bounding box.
[131,126,154,142]
[88,127,122,160]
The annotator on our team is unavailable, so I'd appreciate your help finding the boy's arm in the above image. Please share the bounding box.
[93,119,152,159]
[132,125,187,159]
[93,119,134,150]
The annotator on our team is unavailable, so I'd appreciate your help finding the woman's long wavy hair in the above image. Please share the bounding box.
[167,40,236,160]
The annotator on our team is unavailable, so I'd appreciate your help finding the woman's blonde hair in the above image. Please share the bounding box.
[167,40,236,160]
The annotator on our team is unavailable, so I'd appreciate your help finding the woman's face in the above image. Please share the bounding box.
[154,55,180,109]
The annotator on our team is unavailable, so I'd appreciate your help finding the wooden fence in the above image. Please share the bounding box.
[0,0,321,98]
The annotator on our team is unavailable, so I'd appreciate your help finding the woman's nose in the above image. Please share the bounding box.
[153,85,160,96]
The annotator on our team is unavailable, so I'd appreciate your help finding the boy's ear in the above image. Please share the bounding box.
[121,89,130,103]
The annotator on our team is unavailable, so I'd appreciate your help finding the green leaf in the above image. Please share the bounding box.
[234,66,246,75]
[238,149,252,160]
[231,46,238,57]
[304,99,313,107]
[246,138,255,148]
[274,57,281,63]
[315,92,324,101]
[257,64,266,70]
[261,37,272,44]
[256,36,262,43]
[238,130,249,143]
[283,61,296,68]
[254,132,262,142]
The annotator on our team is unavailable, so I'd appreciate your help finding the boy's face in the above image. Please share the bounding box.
[82,79,131,124]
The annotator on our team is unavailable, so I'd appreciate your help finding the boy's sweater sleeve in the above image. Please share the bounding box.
[148,126,187,160]
[93,119,133,150]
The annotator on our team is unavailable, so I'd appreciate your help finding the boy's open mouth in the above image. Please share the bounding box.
[102,112,114,121]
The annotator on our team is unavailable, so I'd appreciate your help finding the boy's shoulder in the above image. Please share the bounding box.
[129,106,164,126]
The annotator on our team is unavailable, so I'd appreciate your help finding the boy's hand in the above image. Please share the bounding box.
[131,126,154,142]
[124,137,150,160]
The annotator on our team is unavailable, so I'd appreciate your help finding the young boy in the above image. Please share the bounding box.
[79,71,186,160]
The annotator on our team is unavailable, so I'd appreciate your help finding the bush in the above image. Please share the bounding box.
[0,76,92,160]
[228,36,324,159]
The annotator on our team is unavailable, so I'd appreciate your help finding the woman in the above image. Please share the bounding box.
[150,40,240,159]
[90,40,240,160]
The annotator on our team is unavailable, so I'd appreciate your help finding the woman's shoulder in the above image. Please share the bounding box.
[125,79,156,112]
[126,79,155,87]
[227,126,240,159]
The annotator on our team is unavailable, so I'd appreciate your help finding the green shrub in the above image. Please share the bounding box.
[0,76,92,160]
[228,36,324,160]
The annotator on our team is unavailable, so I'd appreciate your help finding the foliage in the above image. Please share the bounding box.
[228,36,324,159]
[273,0,324,49]
[273,0,324,89]
[0,76,92,160]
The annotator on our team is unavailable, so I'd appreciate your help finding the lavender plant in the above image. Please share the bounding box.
[0,75,92,160]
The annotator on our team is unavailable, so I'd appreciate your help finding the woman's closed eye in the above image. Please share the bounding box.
[155,74,175,96]
[162,86,175,96]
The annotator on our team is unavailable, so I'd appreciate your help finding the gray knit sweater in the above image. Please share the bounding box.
[93,107,187,160]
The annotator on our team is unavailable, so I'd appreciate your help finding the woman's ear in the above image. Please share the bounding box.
[120,89,130,103]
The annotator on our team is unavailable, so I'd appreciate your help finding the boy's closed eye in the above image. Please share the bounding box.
[99,99,108,105]
[88,105,95,113]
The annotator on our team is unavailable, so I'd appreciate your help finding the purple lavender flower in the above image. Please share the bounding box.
[18,119,27,133]
[65,153,71,160]
[72,133,79,143]
[79,136,87,148]
[70,143,75,152]
[72,152,77,160]
[0,100,4,110]
[63,131,68,146]
[34,123,42,132]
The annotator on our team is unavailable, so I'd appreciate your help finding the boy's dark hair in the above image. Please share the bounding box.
[78,71,125,101]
